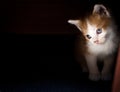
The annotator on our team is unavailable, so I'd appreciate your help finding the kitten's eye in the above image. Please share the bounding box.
[96,29,102,34]
[86,35,92,39]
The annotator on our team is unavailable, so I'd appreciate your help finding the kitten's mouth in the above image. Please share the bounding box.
[94,40,104,44]
[94,40,99,44]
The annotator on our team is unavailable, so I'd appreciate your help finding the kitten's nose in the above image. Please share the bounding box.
[94,40,99,44]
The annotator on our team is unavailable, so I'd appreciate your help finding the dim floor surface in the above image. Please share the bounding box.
[0,33,113,92]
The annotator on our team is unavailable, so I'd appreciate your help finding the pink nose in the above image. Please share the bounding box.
[94,40,99,44]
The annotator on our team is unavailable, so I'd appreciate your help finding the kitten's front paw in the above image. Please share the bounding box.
[89,73,100,81]
[101,72,112,81]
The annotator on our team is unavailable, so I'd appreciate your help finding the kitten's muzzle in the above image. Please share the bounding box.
[94,40,99,44]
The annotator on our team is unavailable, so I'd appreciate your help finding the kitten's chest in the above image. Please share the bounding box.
[87,41,116,56]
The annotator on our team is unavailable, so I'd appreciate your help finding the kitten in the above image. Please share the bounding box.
[68,4,119,81]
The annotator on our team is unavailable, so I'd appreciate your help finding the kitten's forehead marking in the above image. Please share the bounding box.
[86,21,96,35]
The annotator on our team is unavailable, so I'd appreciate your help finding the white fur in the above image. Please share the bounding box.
[85,22,118,81]
[86,21,106,44]
[85,54,100,80]
[86,21,117,57]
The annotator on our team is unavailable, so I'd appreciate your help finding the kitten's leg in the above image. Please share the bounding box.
[85,54,100,81]
[77,56,88,72]
[101,56,114,80]
[75,53,88,72]
[80,60,88,72]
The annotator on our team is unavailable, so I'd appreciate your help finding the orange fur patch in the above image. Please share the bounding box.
[77,13,112,35]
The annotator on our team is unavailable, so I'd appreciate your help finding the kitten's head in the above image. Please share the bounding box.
[68,4,113,45]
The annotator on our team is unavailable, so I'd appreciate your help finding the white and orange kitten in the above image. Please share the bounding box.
[68,4,119,81]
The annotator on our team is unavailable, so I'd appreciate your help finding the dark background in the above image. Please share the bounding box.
[1,0,120,34]
[0,0,120,92]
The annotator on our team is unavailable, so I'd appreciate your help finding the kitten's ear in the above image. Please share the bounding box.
[93,4,110,17]
[68,19,81,30]
[68,20,79,25]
